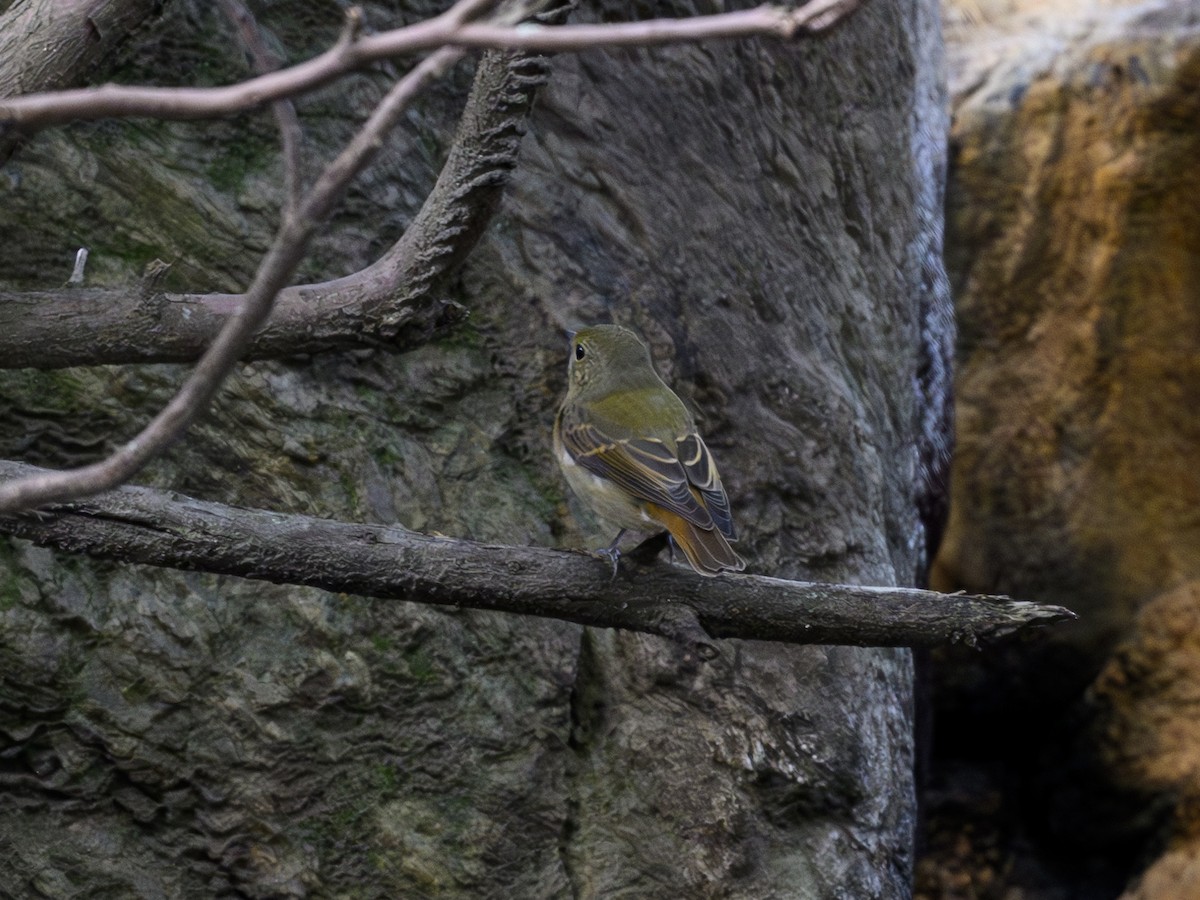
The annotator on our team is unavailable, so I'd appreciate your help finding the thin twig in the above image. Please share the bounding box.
[0,460,1077,651]
[444,0,503,26]
[67,248,89,285]
[0,0,164,162]
[0,1,863,131]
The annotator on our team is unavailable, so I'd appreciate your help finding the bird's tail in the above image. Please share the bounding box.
[645,503,745,577]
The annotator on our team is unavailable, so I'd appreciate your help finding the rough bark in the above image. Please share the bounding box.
[0,0,951,896]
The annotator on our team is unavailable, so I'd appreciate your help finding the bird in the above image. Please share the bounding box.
[553,324,745,577]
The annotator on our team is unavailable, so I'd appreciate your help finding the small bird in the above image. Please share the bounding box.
[553,324,745,577]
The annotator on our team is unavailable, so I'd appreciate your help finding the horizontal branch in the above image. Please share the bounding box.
[0,1,861,131]
[0,280,453,369]
[0,460,1075,651]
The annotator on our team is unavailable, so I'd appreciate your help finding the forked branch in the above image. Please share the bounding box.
[0,45,466,514]
[0,45,550,368]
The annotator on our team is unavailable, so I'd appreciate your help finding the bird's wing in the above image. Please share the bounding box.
[559,415,715,531]
[676,433,737,540]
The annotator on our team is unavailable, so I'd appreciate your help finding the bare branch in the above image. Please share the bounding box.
[0,460,1075,651]
[0,1,864,133]
[218,0,305,217]
[0,45,549,368]
[0,45,467,514]
[798,0,865,31]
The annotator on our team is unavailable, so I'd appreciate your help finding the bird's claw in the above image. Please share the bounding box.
[595,529,626,580]
[596,545,621,580]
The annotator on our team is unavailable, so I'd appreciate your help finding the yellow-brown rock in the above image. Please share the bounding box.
[929,1,1200,895]
[1122,827,1200,900]
[937,0,1200,661]
[1092,580,1200,798]
[1096,585,1200,899]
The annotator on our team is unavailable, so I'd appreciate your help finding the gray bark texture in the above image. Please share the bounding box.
[0,0,949,897]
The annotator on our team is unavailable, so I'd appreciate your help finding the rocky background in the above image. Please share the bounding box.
[924,1,1200,897]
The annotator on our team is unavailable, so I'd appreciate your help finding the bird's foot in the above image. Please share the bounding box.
[596,545,621,580]
[595,529,626,580]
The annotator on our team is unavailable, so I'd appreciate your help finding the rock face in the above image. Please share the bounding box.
[931,1,1200,896]
[0,1,948,896]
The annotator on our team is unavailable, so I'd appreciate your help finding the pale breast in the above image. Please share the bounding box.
[556,445,654,533]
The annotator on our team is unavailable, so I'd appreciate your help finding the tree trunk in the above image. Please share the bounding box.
[0,1,948,896]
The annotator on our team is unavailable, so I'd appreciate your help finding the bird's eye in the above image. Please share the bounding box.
[575,343,585,361]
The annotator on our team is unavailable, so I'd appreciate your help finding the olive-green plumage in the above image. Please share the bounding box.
[553,324,744,577]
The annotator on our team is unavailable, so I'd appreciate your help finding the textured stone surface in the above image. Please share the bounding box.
[937,0,1200,680]
[0,1,947,895]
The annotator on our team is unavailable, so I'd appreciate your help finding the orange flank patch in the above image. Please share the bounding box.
[643,502,745,577]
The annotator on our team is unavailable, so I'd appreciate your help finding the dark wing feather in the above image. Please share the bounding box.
[676,433,737,540]
[559,418,714,530]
